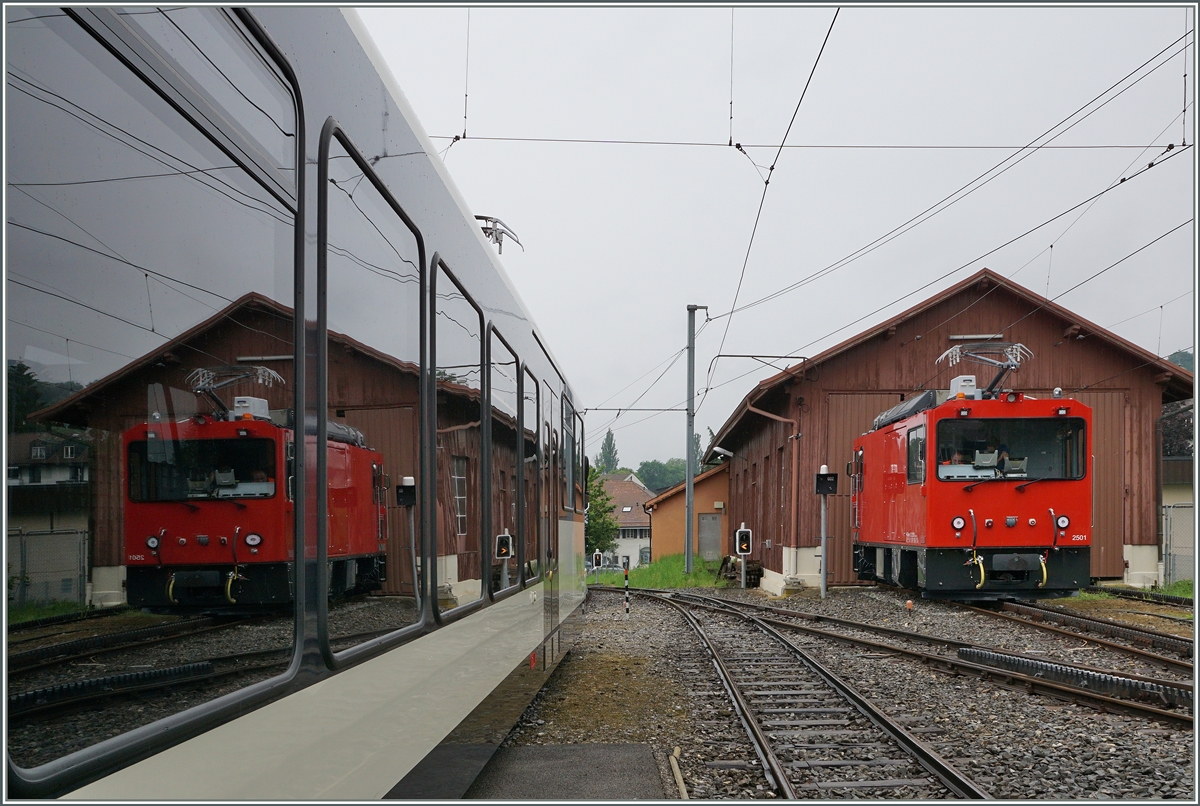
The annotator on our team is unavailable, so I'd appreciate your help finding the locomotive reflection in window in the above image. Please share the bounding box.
[936,418,1087,481]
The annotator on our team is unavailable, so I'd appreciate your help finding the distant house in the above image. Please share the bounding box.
[602,475,653,568]
[7,431,91,533]
[644,463,730,563]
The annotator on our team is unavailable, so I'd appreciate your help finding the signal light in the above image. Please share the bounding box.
[495,532,513,560]
[593,551,602,568]
[735,528,753,556]
[244,533,262,546]
[951,516,966,530]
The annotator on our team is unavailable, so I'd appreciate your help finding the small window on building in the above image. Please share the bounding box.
[29,467,42,484]
[622,506,632,512]
[7,467,17,481]
[452,455,469,537]
[69,465,85,482]
[62,445,76,459]
[30,446,46,459]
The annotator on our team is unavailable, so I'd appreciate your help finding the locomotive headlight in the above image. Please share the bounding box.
[1005,392,1018,402]
[1056,515,1070,529]
[951,516,966,530]
[244,533,263,547]
[146,536,160,549]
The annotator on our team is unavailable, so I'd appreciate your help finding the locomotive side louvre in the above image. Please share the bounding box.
[852,386,1093,599]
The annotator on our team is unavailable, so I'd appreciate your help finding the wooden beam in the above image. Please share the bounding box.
[1062,324,1082,339]
[1154,371,1174,385]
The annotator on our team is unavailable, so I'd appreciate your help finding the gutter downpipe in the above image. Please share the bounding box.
[746,398,800,581]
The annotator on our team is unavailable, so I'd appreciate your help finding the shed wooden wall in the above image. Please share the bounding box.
[721,279,1182,584]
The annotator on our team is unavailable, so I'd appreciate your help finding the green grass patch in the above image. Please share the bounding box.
[1157,579,1193,598]
[1073,589,1114,602]
[588,554,728,589]
[7,600,89,626]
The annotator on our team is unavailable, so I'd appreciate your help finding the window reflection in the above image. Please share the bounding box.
[489,333,519,595]
[6,6,294,768]
[323,136,423,641]
[434,265,484,613]
[521,370,540,584]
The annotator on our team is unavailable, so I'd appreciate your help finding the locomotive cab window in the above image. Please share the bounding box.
[936,417,1087,481]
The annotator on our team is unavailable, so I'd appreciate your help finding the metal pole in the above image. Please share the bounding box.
[820,464,828,600]
[686,304,705,574]
[624,565,629,616]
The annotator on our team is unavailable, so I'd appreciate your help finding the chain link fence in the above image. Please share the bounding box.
[1162,504,1193,586]
[6,529,88,607]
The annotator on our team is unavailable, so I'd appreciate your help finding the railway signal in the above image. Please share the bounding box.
[735,525,752,555]
[495,531,513,560]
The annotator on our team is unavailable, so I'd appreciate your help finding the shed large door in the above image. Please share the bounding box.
[698,513,722,560]
[1069,391,1126,578]
[826,393,902,584]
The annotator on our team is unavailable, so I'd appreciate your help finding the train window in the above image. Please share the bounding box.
[434,262,485,615]
[112,7,296,197]
[935,417,1087,481]
[6,7,296,769]
[522,369,541,584]
[321,132,423,645]
[906,426,926,484]
[575,409,586,510]
[561,397,576,511]
[489,331,520,596]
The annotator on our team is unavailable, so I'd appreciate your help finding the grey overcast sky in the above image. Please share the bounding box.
[356,4,1196,469]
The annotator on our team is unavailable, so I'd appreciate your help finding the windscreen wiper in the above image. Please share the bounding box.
[962,476,1006,492]
[1015,477,1053,492]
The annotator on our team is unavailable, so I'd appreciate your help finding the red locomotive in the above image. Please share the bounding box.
[849,344,1092,600]
[124,368,387,610]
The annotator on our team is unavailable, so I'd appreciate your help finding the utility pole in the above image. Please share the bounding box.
[685,303,706,574]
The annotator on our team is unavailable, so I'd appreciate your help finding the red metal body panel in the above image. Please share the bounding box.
[852,395,1093,588]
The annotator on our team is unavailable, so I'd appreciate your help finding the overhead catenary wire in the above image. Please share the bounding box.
[707,7,840,411]
[705,33,1193,325]
[681,145,1193,421]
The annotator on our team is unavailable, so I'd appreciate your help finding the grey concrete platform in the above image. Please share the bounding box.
[464,743,667,800]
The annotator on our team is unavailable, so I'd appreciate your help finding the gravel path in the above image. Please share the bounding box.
[507,586,1193,800]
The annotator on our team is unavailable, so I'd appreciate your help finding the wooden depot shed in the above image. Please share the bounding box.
[31,292,428,605]
[704,268,1193,596]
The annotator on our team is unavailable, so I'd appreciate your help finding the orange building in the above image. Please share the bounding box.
[644,463,730,561]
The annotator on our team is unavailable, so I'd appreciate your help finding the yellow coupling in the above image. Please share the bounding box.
[225,569,238,604]
[166,574,178,604]
[974,555,986,590]
[1037,554,1048,588]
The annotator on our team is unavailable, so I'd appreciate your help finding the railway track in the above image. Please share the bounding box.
[7,627,397,723]
[1082,586,1193,608]
[648,591,991,798]
[958,601,1193,670]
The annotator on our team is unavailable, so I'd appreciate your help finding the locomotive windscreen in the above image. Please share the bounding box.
[128,438,277,501]
[935,417,1086,480]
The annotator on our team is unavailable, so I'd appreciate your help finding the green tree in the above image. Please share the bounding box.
[585,467,618,555]
[594,429,619,474]
[637,457,688,494]
[1168,348,1194,372]
[7,362,44,433]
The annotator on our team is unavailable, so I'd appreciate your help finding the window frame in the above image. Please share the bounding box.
[906,425,926,485]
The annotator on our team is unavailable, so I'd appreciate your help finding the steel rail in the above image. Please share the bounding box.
[1082,586,1193,608]
[742,611,991,799]
[1001,601,1193,654]
[674,593,1192,690]
[651,593,798,798]
[662,593,1192,727]
[958,604,1193,673]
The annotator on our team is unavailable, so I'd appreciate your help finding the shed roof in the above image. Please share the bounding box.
[705,268,1194,462]
[644,462,730,509]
